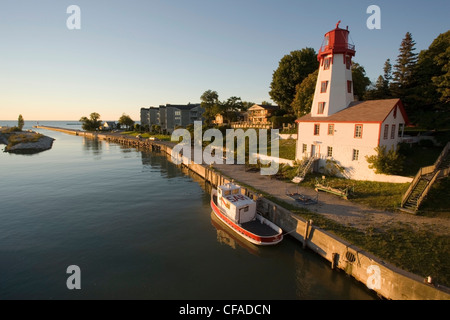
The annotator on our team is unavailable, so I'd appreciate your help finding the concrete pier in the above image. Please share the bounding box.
[36,126,450,300]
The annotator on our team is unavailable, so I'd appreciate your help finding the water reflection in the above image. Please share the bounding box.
[140,150,184,180]
[82,137,102,159]
[210,212,260,256]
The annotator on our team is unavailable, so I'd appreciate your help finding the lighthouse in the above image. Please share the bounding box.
[311,21,355,117]
[295,21,409,182]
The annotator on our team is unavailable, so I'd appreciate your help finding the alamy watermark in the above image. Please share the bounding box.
[66,5,81,30]
[66,265,81,290]
[367,5,381,30]
[171,121,279,176]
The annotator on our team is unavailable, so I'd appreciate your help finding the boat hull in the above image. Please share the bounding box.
[211,192,283,246]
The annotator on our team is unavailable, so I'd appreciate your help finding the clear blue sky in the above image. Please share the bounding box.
[0,0,449,121]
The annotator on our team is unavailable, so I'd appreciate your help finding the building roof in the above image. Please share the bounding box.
[296,99,409,124]
[165,104,201,110]
[249,104,280,111]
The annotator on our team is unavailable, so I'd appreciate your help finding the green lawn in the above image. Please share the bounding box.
[121,131,171,141]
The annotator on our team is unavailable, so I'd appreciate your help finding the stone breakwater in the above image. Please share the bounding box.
[0,131,55,153]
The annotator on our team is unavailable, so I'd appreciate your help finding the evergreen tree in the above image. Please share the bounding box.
[392,32,418,97]
[17,114,24,130]
[383,59,392,96]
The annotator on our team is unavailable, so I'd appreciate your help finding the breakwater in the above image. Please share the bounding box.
[35,126,450,300]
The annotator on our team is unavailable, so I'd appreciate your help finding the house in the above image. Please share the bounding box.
[247,104,279,124]
[295,22,409,180]
[100,121,117,131]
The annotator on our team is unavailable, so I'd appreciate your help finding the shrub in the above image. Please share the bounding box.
[366,145,405,175]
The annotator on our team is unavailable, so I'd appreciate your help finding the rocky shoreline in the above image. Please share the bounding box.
[0,130,55,154]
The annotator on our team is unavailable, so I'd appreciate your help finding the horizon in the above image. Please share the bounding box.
[1,0,449,121]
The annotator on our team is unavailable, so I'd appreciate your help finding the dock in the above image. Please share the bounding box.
[35,125,450,300]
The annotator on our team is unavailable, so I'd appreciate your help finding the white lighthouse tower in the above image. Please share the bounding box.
[311,21,356,117]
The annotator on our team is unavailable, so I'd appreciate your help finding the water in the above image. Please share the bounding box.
[0,121,377,299]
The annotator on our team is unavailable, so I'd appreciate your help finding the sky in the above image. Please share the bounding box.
[0,0,449,121]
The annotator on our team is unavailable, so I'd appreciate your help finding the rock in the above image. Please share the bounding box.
[0,132,55,154]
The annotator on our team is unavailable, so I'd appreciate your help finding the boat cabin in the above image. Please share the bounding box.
[217,183,256,224]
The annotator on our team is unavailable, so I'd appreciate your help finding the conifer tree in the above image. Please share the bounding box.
[392,32,418,96]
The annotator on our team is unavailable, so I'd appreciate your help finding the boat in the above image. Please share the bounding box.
[210,182,283,246]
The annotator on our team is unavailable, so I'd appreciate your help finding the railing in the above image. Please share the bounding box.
[416,169,441,210]
[319,43,355,54]
[400,142,450,209]
[401,165,435,207]
[231,122,273,129]
[433,142,450,168]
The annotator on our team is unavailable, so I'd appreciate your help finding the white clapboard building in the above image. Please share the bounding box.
[295,22,409,180]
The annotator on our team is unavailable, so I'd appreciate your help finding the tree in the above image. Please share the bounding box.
[18,114,24,130]
[269,48,319,111]
[291,69,318,116]
[406,30,449,128]
[222,96,243,123]
[383,58,393,90]
[200,90,221,123]
[118,113,135,131]
[80,112,102,131]
[351,62,371,100]
[391,32,418,98]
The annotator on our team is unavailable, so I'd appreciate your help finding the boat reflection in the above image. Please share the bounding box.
[210,212,260,256]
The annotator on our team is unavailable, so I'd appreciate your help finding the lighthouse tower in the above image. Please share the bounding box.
[311,21,355,117]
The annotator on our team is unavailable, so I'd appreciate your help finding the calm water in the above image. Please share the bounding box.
[0,121,377,299]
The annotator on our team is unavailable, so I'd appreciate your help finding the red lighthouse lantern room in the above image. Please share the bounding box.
[318,21,355,62]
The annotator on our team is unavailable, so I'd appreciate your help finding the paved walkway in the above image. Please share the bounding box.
[213,164,450,236]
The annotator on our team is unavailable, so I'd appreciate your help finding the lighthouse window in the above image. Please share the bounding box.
[354,124,363,138]
[318,102,326,114]
[352,149,359,161]
[314,124,320,136]
[346,56,351,69]
[328,124,334,135]
[324,58,331,70]
[347,81,352,93]
[321,81,328,93]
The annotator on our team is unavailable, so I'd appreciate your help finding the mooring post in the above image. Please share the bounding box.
[303,220,311,249]
[331,253,337,269]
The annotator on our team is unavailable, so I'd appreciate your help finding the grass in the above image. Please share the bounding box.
[301,174,410,211]
[420,176,450,218]
[277,139,296,160]
[121,131,172,141]
[6,133,43,148]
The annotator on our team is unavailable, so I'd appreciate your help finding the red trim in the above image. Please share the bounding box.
[377,123,382,145]
[328,123,334,135]
[380,99,410,125]
[298,119,382,124]
[313,123,320,135]
[211,199,282,244]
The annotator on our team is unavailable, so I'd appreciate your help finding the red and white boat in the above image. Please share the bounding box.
[210,182,283,246]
